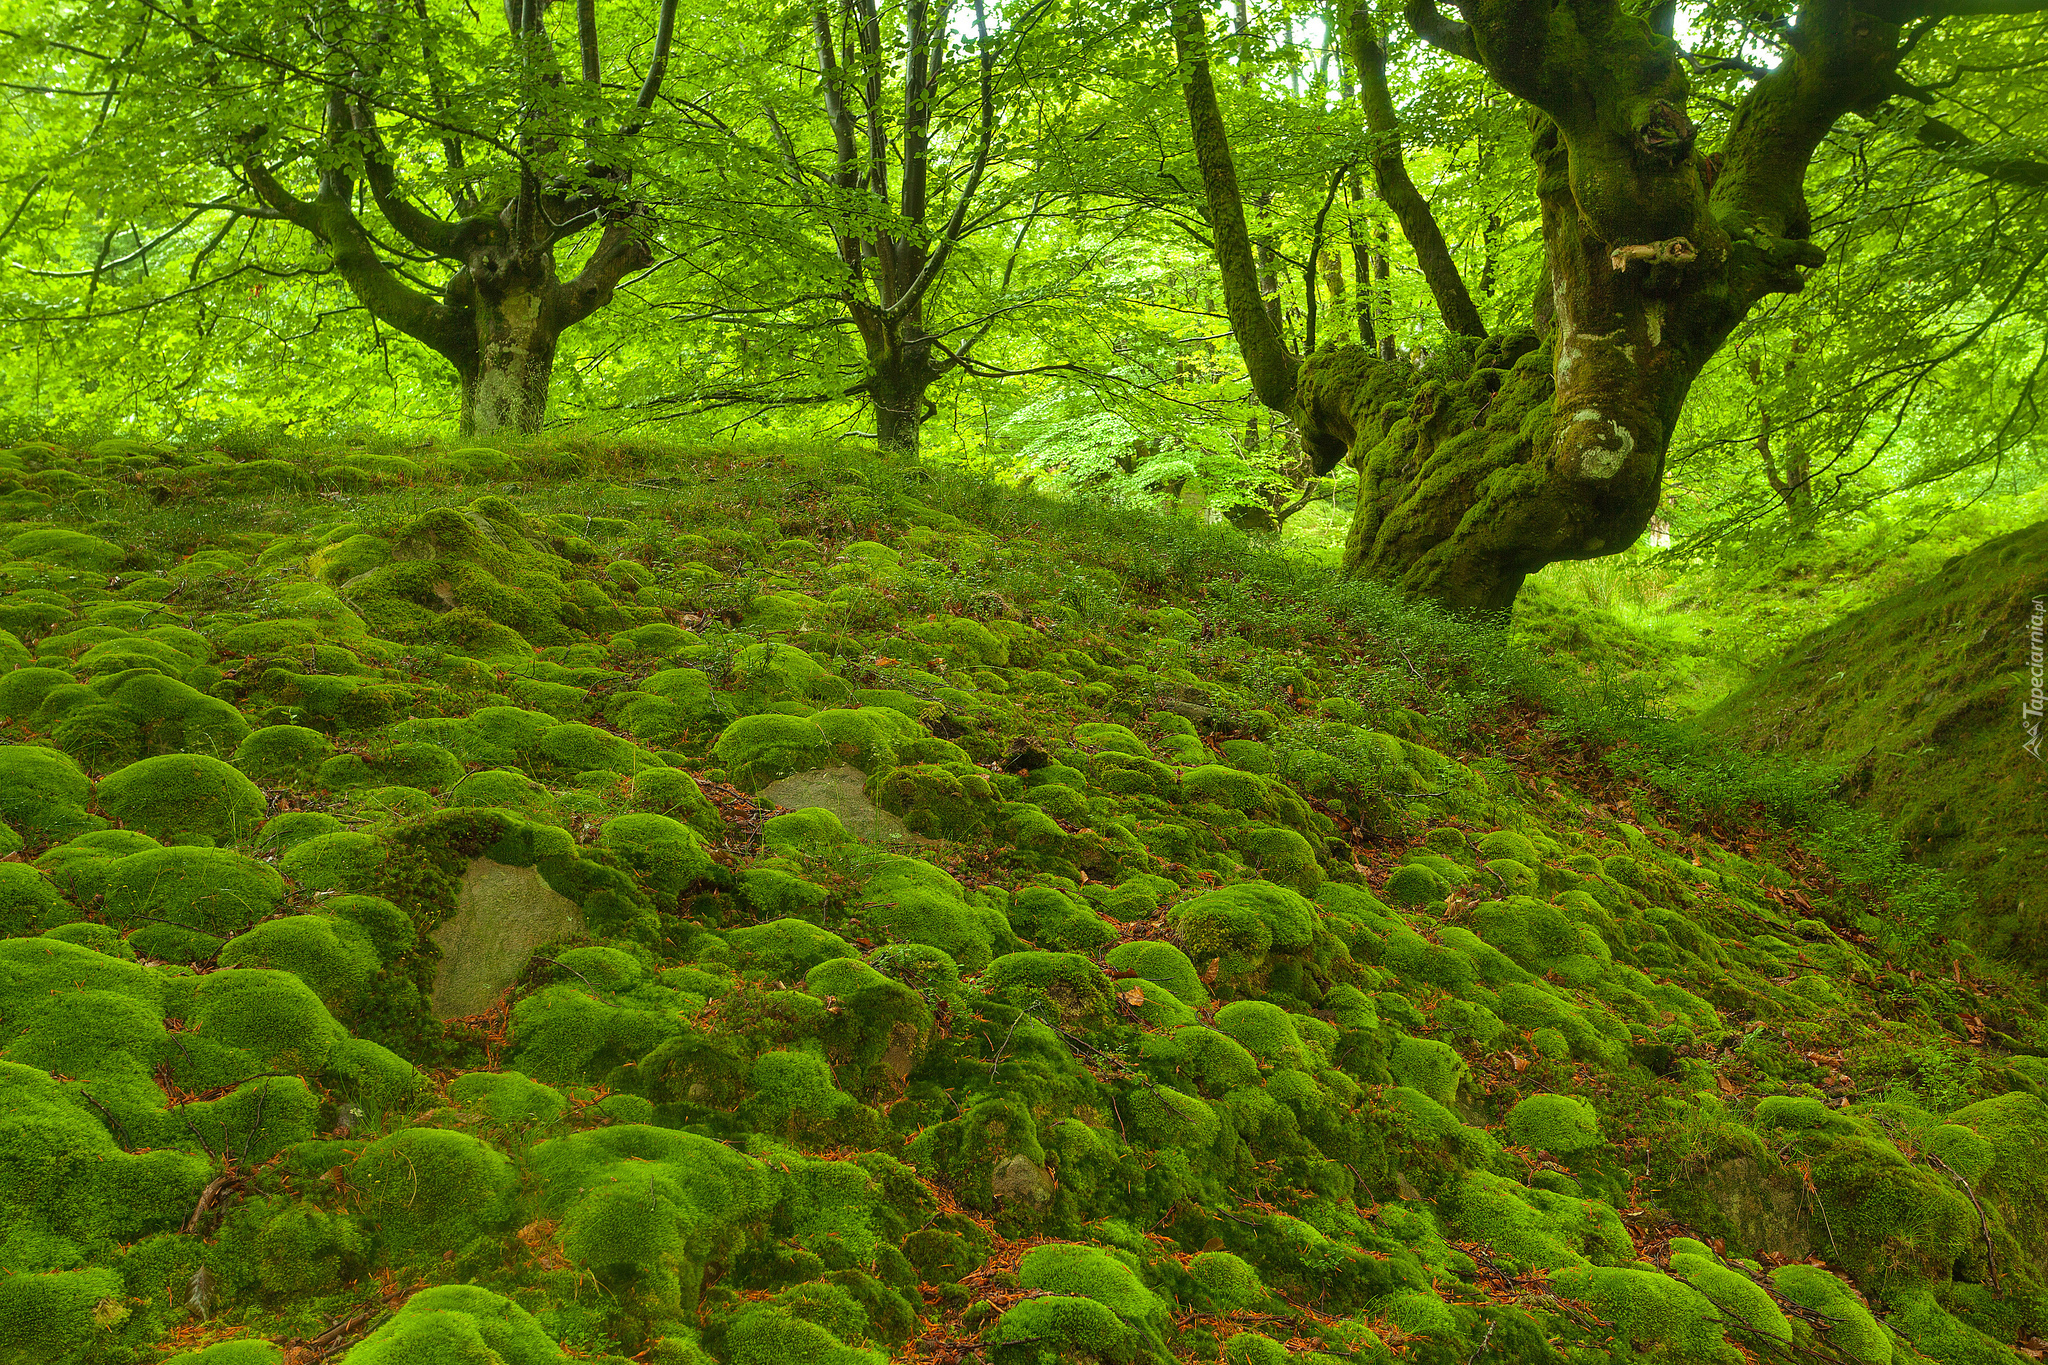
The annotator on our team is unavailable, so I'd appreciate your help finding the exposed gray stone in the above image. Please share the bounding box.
[990,1154,1055,1207]
[759,764,916,846]
[428,857,582,1019]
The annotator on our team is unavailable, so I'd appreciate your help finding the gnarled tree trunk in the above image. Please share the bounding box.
[455,257,558,440]
[441,217,651,439]
[1175,0,1936,615]
[240,0,675,441]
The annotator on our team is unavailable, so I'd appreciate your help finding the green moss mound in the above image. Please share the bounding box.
[97,752,266,842]
[1703,519,2048,963]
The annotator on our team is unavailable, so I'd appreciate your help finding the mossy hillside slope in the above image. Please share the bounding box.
[0,434,2043,1365]
[1701,519,2048,963]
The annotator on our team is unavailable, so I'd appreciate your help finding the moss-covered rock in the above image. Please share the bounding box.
[232,724,334,786]
[1505,1093,1603,1154]
[335,1285,570,1364]
[97,752,266,842]
[0,434,2042,1365]
[1166,880,1315,981]
[713,714,833,791]
[352,1128,517,1256]
[0,745,96,840]
[600,812,717,904]
[531,1124,778,1316]
[101,845,287,955]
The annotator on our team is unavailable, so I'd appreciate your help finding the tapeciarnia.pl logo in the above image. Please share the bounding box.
[2027,595,2045,761]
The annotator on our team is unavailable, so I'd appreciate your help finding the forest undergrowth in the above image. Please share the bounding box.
[0,430,2043,1365]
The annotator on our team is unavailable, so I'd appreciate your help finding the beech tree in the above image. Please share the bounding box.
[1173,0,2046,613]
[264,0,685,437]
[633,0,1082,457]
[17,0,684,438]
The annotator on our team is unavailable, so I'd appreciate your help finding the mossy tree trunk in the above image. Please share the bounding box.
[1176,0,1972,614]
[856,303,944,457]
[443,215,656,440]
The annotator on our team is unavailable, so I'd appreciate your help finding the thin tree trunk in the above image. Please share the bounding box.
[1346,179,1377,352]
[1345,9,1485,338]
[1373,225,1395,361]
[1320,249,1350,345]
[1170,0,1298,413]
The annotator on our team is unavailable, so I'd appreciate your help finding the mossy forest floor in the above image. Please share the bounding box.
[0,433,2044,1365]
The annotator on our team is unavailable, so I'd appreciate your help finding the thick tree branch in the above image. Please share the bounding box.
[242,159,324,235]
[547,214,655,330]
[1402,0,1477,60]
[1715,8,1903,242]
[901,0,937,229]
[1168,0,1299,414]
[812,5,865,274]
[1347,7,1486,337]
[351,101,466,258]
[247,157,467,359]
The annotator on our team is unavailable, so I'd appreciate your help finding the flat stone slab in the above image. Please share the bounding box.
[759,765,916,846]
[429,858,583,1019]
